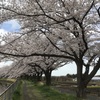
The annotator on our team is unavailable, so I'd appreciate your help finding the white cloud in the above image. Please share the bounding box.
[6,20,20,32]
[0,29,8,36]
[0,29,8,33]
[0,61,13,68]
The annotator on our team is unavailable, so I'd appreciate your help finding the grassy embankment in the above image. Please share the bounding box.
[35,84,78,100]
[0,78,16,83]
[12,80,23,100]
[12,80,80,100]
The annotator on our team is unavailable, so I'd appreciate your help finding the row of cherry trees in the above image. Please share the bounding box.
[0,0,100,98]
[0,32,68,85]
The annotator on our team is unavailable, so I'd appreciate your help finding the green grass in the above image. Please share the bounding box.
[34,85,80,100]
[12,80,81,100]
[87,86,100,88]
[12,80,22,100]
[26,81,43,100]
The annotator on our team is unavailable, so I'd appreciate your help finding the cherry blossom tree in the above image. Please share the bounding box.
[0,0,100,97]
[0,31,67,85]
[28,56,67,86]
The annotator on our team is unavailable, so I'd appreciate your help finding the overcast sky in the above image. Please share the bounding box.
[52,62,100,76]
[0,20,100,76]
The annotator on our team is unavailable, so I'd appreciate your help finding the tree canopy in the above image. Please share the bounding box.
[0,0,100,98]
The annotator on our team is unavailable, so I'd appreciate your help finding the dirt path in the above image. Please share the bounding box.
[22,81,43,100]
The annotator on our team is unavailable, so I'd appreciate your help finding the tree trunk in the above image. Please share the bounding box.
[76,60,87,98]
[37,72,42,82]
[76,58,100,98]
[76,83,87,98]
[44,70,52,86]
[32,74,37,82]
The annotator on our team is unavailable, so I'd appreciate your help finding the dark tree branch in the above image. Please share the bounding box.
[28,64,42,73]
[1,7,44,17]
[83,55,97,79]
[84,58,100,85]
[2,5,73,27]
[97,7,100,17]
[73,17,88,58]
[28,63,45,72]
[0,51,75,60]
[81,0,94,22]
[87,54,97,66]
[60,0,65,7]
[2,28,37,48]
[94,6,100,17]
[83,65,89,81]
[40,29,75,58]
[35,0,73,23]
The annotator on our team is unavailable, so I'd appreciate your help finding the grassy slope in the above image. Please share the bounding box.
[0,78,16,83]
[12,80,23,100]
[35,85,79,100]
[12,80,80,100]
